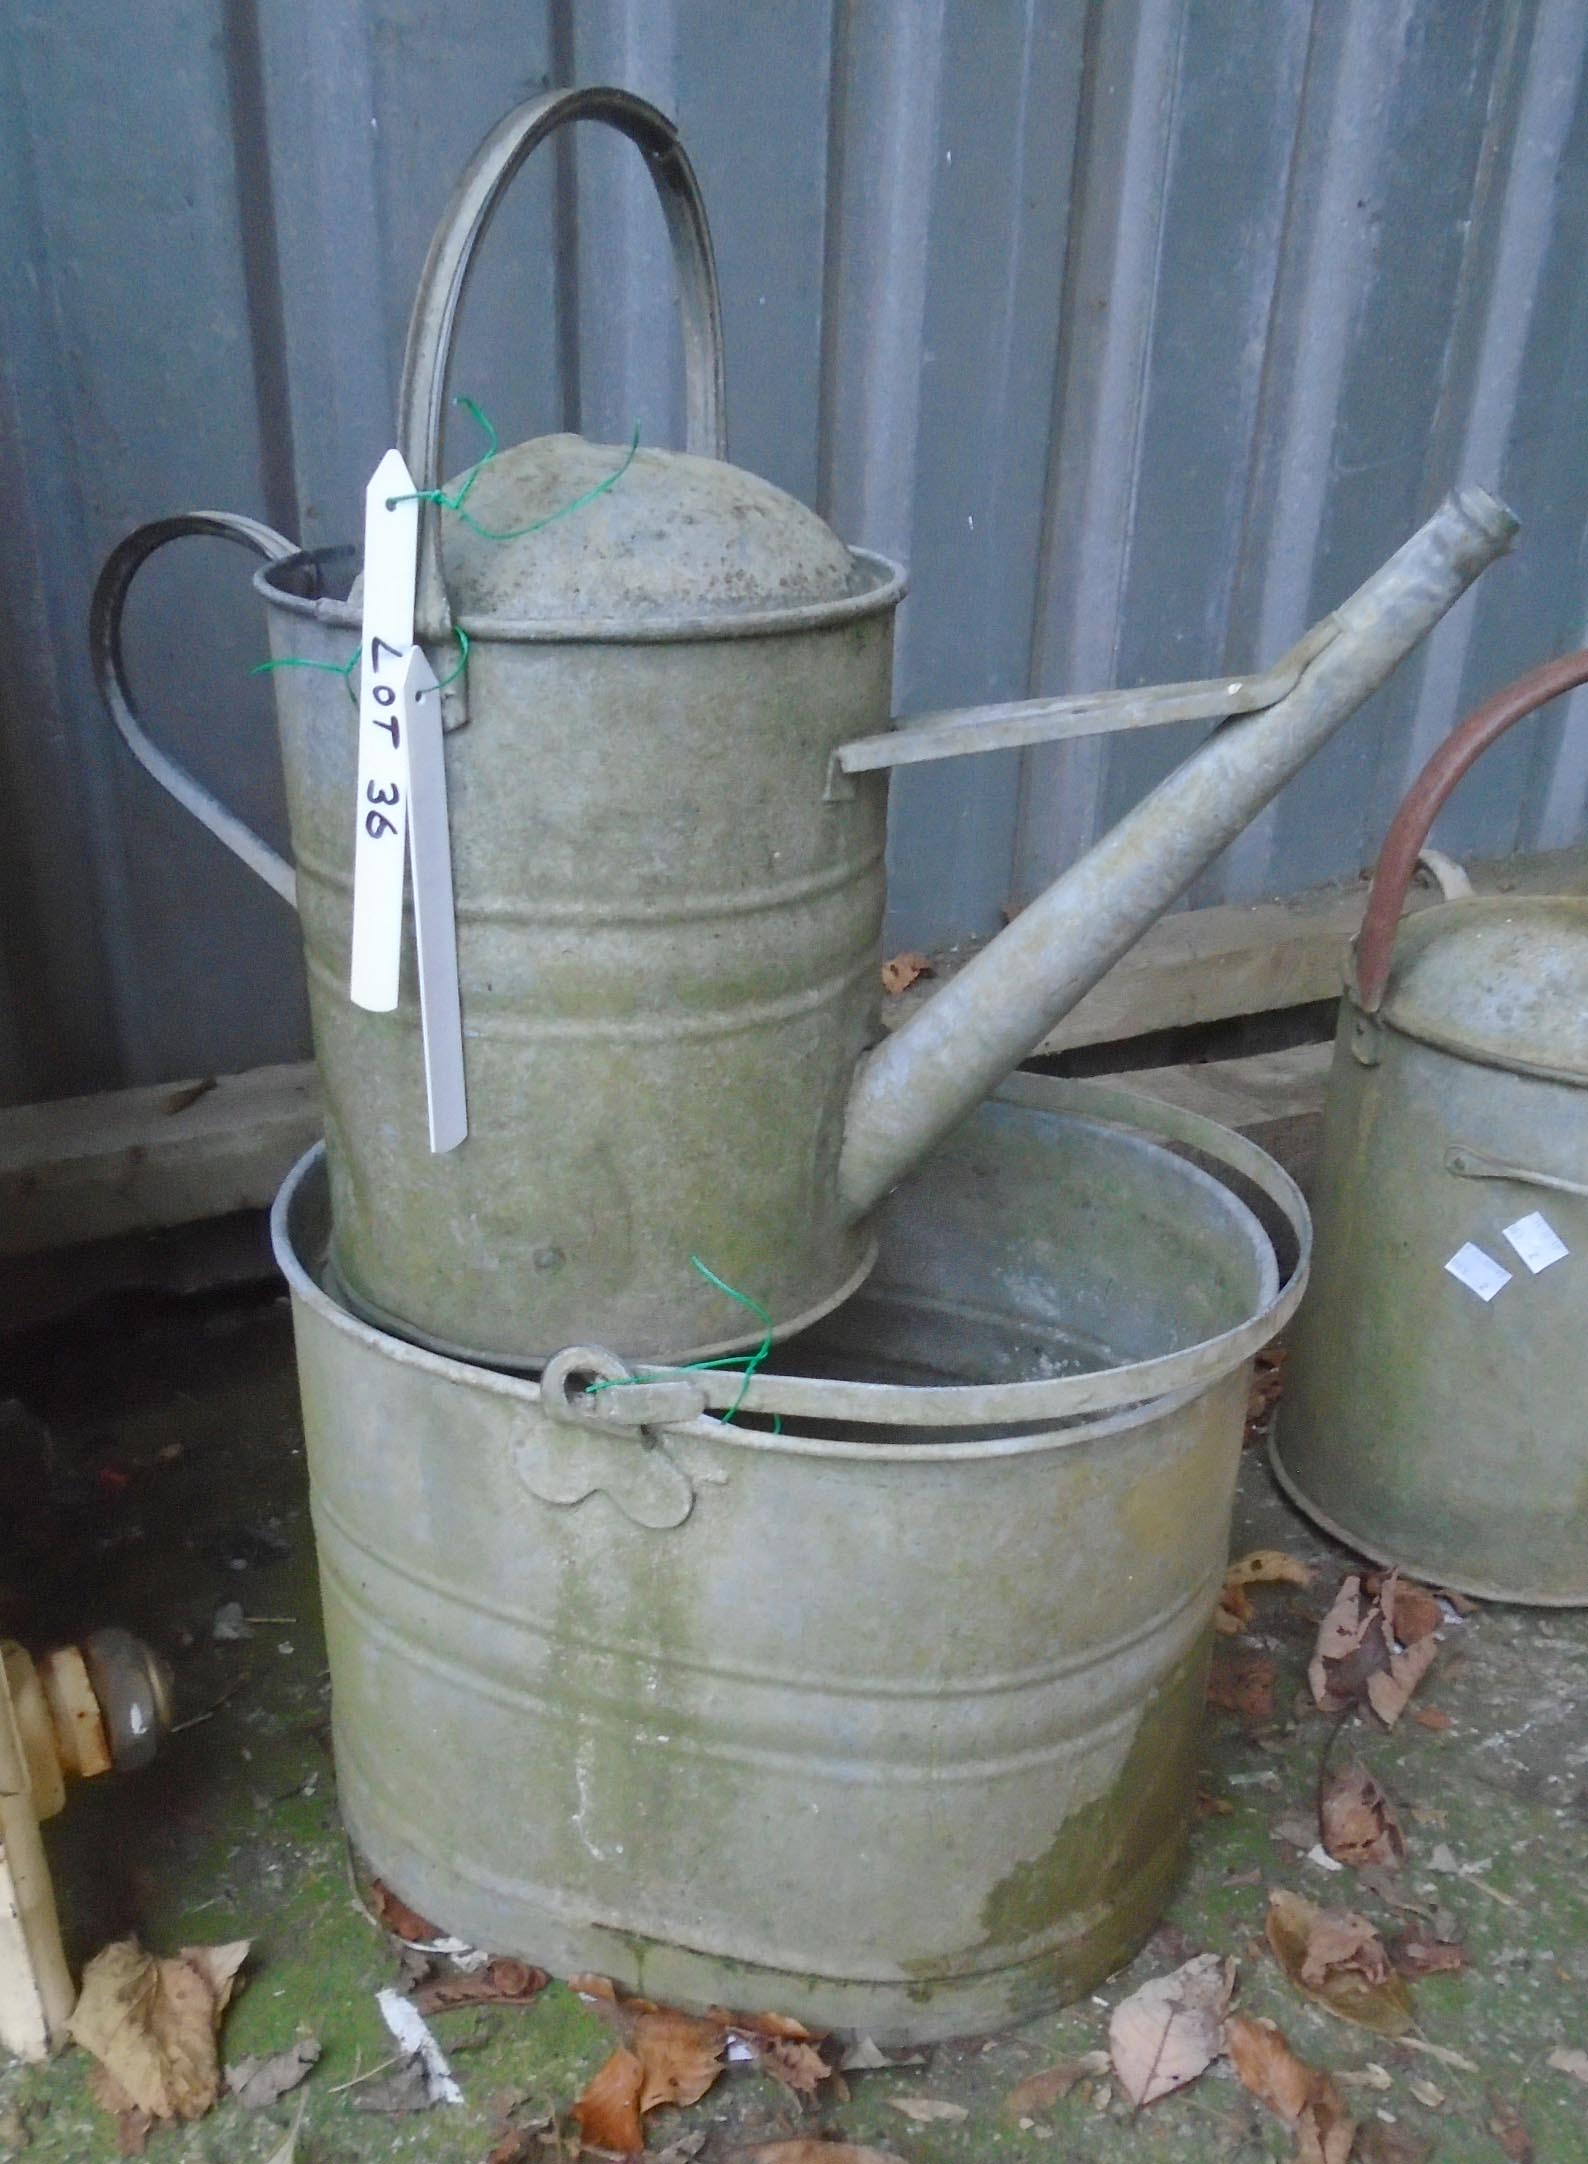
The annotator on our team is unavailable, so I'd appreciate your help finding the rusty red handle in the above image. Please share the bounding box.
[1354,649,1588,1010]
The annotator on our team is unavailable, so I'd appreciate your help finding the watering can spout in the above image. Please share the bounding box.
[837,486,1519,1222]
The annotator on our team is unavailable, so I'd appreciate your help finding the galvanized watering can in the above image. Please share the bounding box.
[94,85,1517,1368]
[1275,651,1588,1604]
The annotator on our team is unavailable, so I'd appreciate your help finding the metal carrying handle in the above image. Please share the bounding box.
[89,513,301,906]
[1445,1145,1588,1200]
[1354,647,1588,1011]
[397,85,728,653]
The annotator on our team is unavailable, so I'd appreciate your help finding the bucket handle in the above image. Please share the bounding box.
[90,513,300,907]
[613,1073,1312,1431]
[397,86,728,659]
[1354,648,1588,1011]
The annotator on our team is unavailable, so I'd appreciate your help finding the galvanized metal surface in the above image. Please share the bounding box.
[272,1076,1308,2040]
[100,473,1484,1364]
[1279,650,1588,1603]
[8,2,1588,1106]
[97,87,1450,1366]
[838,488,1516,1215]
[1274,977,1588,1604]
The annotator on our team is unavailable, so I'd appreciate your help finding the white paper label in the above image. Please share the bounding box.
[349,449,420,1012]
[399,645,468,1153]
[1444,1241,1512,1302]
[1501,1210,1569,1274]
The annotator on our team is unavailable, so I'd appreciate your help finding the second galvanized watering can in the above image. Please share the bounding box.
[1275,651,1588,1604]
[94,86,1518,1367]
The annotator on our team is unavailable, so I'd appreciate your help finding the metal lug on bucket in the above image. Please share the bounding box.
[1350,1011,1382,1067]
[539,1346,710,1432]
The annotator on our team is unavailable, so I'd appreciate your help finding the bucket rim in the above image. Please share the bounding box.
[255,545,907,647]
[269,1078,1311,1447]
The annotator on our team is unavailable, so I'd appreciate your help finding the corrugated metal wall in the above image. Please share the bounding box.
[4,0,1588,1105]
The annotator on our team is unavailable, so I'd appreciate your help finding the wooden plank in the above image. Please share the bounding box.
[883,843,1588,1056]
[1119,1039,1334,1191]
[0,1062,319,1259]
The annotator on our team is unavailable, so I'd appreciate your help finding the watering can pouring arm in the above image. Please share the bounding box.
[836,486,1520,1222]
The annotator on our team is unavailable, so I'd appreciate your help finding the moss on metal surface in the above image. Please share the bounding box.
[2,1295,1586,2160]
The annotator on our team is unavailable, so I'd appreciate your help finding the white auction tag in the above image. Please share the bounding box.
[349,449,420,1011]
[1501,1210,1569,1275]
[1444,1241,1512,1303]
[399,645,468,1152]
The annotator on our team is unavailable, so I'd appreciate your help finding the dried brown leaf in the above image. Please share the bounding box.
[1229,1547,1317,1593]
[1309,1573,1440,1727]
[1366,1630,1440,1728]
[755,2038,830,2096]
[880,952,933,996]
[1225,2013,1316,2119]
[1320,1762,1405,1871]
[70,1938,252,2123]
[572,2046,645,2155]
[1207,1648,1277,1721]
[711,2006,820,2041]
[1004,2051,1110,2117]
[1108,1953,1235,2106]
[1266,1890,1413,2036]
[633,2010,726,2114]
[181,1942,250,2015]
[1385,1580,1444,1645]
[1308,1575,1387,1711]
[350,2054,432,2115]
[226,2035,321,2109]
[886,2096,969,2123]
[410,1957,548,2015]
[483,2134,539,2164]
[369,1880,444,1943]
[1225,2014,1356,2164]
[1409,1705,1452,1732]
[1548,2046,1588,2085]
[1388,1925,1467,1979]
[1217,1547,1314,1634]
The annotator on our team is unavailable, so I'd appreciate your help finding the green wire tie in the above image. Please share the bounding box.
[251,395,639,686]
[386,395,640,538]
[586,1256,780,1431]
[251,627,469,706]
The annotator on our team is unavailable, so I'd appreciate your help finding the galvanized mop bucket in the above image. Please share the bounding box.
[273,1076,1308,2040]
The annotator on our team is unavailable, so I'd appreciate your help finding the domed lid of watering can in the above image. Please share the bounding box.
[1377,895,1588,1084]
[436,433,863,630]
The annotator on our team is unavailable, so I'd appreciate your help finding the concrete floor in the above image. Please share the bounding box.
[2,1287,1585,2161]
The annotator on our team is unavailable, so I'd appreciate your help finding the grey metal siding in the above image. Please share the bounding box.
[3,0,1587,1101]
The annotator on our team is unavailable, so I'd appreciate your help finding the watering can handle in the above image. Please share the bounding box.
[90,513,301,908]
[1354,647,1588,1011]
[398,85,727,649]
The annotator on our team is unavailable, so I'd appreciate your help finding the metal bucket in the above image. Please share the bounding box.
[272,1077,1307,2040]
